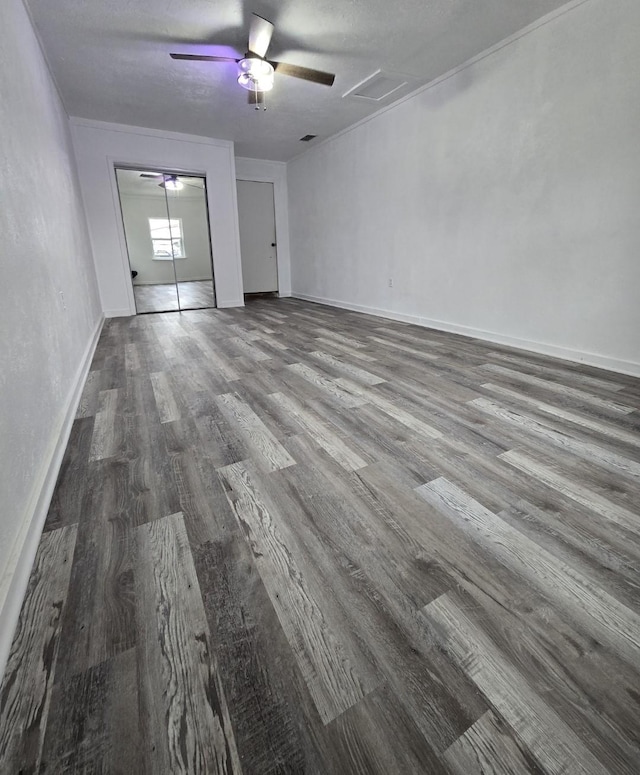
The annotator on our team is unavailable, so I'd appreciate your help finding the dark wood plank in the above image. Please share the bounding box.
[39,648,144,774]
[0,525,77,773]
[54,459,137,681]
[43,416,95,532]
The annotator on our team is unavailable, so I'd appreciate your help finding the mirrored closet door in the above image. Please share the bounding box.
[115,167,216,313]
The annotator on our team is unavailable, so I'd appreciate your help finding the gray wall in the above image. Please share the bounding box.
[0,0,101,672]
[120,193,213,285]
[288,0,640,375]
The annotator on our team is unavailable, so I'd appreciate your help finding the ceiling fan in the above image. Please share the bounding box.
[139,173,203,191]
[170,13,335,108]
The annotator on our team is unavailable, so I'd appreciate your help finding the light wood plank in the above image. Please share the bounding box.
[486,351,627,393]
[368,335,441,361]
[218,461,371,724]
[89,388,118,460]
[216,392,295,471]
[190,331,239,382]
[482,381,640,449]
[309,350,386,385]
[257,332,289,350]
[269,391,368,471]
[443,710,542,775]
[480,364,635,414]
[288,362,367,408]
[314,327,366,349]
[500,449,640,537]
[424,594,609,775]
[135,512,240,773]
[150,371,181,423]
[75,369,101,418]
[124,342,142,371]
[229,335,271,361]
[336,377,443,440]
[471,397,640,479]
[416,477,640,666]
[315,336,378,362]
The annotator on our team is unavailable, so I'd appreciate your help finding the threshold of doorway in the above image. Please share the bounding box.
[244,291,279,301]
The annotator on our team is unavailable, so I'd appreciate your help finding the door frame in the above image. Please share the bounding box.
[235,159,291,297]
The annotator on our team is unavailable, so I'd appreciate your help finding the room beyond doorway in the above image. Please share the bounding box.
[115,167,217,313]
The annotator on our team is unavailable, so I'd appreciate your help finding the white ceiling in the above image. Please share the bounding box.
[26,0,571,161]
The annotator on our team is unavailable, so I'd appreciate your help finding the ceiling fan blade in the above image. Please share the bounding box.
[248,90,265,106]
[140,173,164,179]
[170,53,239,62]
[248,13,274,58]
[271,61,335,86]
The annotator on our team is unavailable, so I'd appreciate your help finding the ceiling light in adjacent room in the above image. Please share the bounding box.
[161,176,184,191]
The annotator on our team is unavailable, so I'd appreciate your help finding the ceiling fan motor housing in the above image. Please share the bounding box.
[237,57,274,92]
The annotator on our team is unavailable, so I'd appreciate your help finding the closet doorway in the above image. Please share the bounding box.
[115,167,216,313]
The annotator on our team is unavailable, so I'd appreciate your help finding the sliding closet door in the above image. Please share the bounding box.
[115,168,179,313]
[116,167,216,313]
[165,176,216,311]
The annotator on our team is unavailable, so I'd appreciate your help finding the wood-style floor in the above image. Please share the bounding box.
[134,279,215,313]
[2,298,640,774]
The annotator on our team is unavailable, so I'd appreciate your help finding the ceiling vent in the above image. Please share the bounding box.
[343,70,409,102]
[299,134,317,142]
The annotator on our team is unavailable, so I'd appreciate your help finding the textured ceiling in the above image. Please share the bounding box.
[26,0,571,160]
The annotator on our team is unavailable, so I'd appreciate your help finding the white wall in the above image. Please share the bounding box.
[235,157,291,296]
[0,0,102,678]
[288,0,640,376]
[71,119,244,314]
[120,194,213,285]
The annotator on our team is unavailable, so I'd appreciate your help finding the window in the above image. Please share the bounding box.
[148,218,185,259]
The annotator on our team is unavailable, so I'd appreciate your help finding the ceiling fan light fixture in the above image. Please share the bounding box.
[237,57,274,92]
[161,176,184,191]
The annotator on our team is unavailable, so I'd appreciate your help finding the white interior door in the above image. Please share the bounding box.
[236,180,278,293]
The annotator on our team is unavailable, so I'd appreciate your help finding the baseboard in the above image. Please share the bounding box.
[292,293,640,378]
[0,313,105,683]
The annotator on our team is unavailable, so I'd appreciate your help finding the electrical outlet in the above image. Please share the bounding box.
[388,278,393,288]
